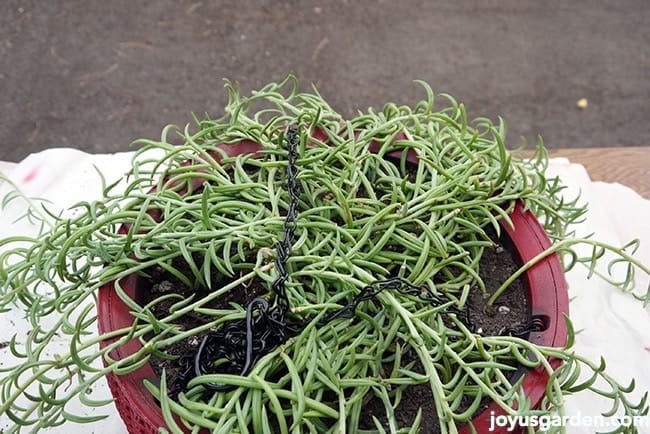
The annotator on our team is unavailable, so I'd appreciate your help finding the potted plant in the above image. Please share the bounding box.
[0,76,647,433]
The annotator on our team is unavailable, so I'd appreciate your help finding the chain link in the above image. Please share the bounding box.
[318,277,472,327]
[187,125,302,394]
[271,124,300,321]
[502,315,547,338]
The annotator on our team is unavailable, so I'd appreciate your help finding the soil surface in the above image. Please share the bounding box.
[2,0,649,163]
[142,229,529,433]
[357,234,529,433]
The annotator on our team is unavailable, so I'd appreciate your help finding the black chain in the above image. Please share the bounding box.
[502,316,547,338]
[171,125,542,397]
[188,126,301,393]
[318,277,472,327]
[270,124,300,322]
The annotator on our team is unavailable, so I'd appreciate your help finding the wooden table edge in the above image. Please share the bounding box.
[517,147,649,199]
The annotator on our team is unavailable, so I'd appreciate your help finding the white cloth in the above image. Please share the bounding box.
[0,149,648,433]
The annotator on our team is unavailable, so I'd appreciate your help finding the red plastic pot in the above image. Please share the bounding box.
[98,139,569,434]
[460,202,568,434]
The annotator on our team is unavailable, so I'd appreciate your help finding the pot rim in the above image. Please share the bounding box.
[98,139,569,434]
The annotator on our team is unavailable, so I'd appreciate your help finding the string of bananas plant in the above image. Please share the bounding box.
[0,75,648,433]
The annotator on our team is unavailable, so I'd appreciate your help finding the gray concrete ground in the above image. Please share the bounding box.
[1,0,649,162]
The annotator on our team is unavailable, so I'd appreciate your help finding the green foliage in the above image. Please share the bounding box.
[0,75,648,433]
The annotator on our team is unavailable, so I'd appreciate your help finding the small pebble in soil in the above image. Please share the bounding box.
[154,281,174,292]
[495,245,505,254]
[498,305,511,314]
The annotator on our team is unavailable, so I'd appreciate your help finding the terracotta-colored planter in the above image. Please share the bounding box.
[98,138,569,434]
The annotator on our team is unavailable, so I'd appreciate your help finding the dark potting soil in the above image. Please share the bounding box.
[141,230,529,433]
[141,266,265,386]
[357,233,529,434]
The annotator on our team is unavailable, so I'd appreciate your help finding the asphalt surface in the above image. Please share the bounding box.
[1,0,649,162]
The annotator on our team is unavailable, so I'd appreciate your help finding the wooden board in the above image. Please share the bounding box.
[519,147,649,199]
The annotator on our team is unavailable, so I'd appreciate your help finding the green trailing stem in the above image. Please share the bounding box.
[0,75,648,433]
